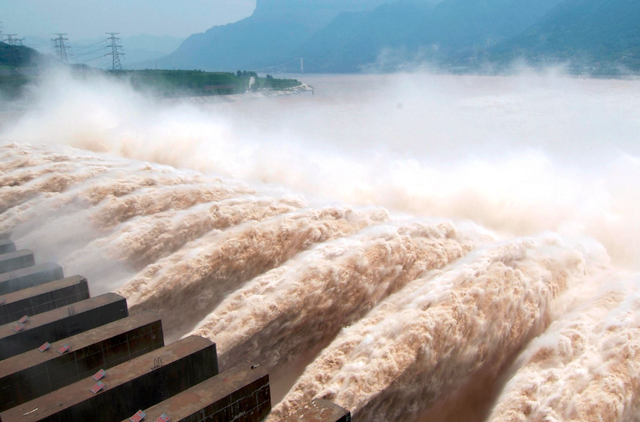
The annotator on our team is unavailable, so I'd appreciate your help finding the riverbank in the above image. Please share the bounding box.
[163,82,313,104]
[0,68,303,101]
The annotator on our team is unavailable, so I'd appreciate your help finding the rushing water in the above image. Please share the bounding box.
[1,71,640,421]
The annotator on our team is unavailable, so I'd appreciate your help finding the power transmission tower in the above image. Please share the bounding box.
[2,34,22,67]
[0,22,4,40]
[52,33,70,63]
[300,57,304,74]
[4,34,17,46]
[106,33,124,70]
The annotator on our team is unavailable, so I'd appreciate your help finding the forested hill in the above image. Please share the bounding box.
[0,43,40,68]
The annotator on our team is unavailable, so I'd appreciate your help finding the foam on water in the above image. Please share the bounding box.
[1,70,640,421]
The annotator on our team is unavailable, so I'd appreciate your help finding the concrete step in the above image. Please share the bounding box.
[0,240,16,255]
[0,263,64,296]
[285,399,351,422]
[0,276,90,326]
[0,312,164,412]
[0,336,218,422]
[0,293,128,361]
[0,250,35,275]
[123,364,271,422]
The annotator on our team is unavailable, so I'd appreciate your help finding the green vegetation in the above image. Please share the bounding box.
[114,69,301,97]
[0,67,302,101]
[0,39,301,100]
[0,43,39,99]
[0,42,40,68]
[117,70,247,96]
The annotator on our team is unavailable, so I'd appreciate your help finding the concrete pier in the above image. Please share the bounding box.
[0,250,35,275]
[0,262,64,295]
[285,399,352,422]
[0,276,90,326]
[0,313,164,411]
[0,240,16,255]
[0,293,128,361]
[0,336,218,422]
[123,364,271,422]
[0,263,64,295]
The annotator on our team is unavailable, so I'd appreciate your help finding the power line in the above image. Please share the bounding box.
[71,39,107,50]
[106,33,124,70]
[302,57,331,69]
[253,58,300,72]
[74,47,107,57]
[252,57,331,74]
[81,53,110,63]
[23,41,50,48]
[52,33,70,63]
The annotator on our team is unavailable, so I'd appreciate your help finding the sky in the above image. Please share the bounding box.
[0,0,256,41]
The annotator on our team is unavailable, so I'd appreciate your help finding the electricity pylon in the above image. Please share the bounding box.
[106,33,124,70]
[4,34,17,46]
[52,33,70,63]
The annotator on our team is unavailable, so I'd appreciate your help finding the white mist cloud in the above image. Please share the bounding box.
[2,68,640,269]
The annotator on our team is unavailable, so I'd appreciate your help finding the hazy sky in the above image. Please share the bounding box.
[0,0,256,40]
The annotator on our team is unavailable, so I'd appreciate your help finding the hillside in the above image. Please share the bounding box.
[0,43,42,99]
[293,0,564,72]
[410,0,564,48]
[489,0,640,71]
[0,42,41,69]
[296,2,431,72]
[141,0,640,73]
[136,0,395,70]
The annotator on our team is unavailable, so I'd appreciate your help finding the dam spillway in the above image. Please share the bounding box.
[0,237,351,422]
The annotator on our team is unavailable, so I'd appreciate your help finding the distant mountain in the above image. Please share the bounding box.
[298,0,565,71]
[145,0,640,73]
[140,0,396,71]
[489,0,640,70]
[407,0,565,50]
[296,1,432,72]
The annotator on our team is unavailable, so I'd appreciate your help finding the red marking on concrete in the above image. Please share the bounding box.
[90,381,105,394]
[130,410,146,421]
[92,369,106,381]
